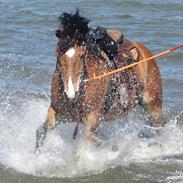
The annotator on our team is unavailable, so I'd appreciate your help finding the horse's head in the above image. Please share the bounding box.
[55,10,89,99]
[57,44,85,99]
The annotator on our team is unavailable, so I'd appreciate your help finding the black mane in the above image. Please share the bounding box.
[58,10,89,45]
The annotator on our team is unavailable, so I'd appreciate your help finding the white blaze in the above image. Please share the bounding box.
[76,75,81,92]
[67,76,75,99]
[65,47,75,58]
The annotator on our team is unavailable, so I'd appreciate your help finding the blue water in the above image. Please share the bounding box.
[0,0,183,182]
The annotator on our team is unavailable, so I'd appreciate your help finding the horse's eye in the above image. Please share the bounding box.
[80,54,85,59]
[55,30,61,38]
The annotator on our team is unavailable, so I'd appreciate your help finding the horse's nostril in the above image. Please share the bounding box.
[63,91,68,99]
[63,91,76,100]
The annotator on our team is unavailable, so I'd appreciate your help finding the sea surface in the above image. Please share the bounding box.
[0,0,183,182]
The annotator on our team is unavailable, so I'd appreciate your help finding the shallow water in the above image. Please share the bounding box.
[0,0,183,182]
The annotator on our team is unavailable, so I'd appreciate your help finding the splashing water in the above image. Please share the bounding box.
[0,96,183,178]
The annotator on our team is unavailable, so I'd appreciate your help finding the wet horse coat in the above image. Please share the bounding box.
[35,11,164,149]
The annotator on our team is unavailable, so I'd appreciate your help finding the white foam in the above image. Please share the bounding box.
[0,99,183,178]
[166,171,183,182]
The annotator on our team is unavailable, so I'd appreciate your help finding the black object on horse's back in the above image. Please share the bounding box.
[86,27,118,61]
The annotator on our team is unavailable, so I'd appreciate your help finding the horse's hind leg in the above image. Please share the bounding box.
[133,42,165,127]
[142,74,165,127]
[143,95,165,127]
[35,107,56,149]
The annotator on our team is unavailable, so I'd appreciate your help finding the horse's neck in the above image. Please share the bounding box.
[84,53,111,80]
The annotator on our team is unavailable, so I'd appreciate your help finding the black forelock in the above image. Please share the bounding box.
[58,10,89,37]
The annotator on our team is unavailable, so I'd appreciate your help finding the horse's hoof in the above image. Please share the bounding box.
[34,141,43,154]
[35,140,43,150]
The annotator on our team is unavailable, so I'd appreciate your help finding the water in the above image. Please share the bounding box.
[0,0,183,182]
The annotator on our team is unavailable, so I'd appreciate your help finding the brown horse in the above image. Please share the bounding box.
[35,11,165,149]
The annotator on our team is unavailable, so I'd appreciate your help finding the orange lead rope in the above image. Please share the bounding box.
[91,44,183,80]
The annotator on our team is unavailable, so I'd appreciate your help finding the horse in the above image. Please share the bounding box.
[35,10,165,149]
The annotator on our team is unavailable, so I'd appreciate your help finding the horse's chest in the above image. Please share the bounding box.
[103,73,141,121]
[56,100,82,123]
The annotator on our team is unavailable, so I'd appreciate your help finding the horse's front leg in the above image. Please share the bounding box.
[83,110,100,142]
[35,106,56,149]
[35,61,62,150]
